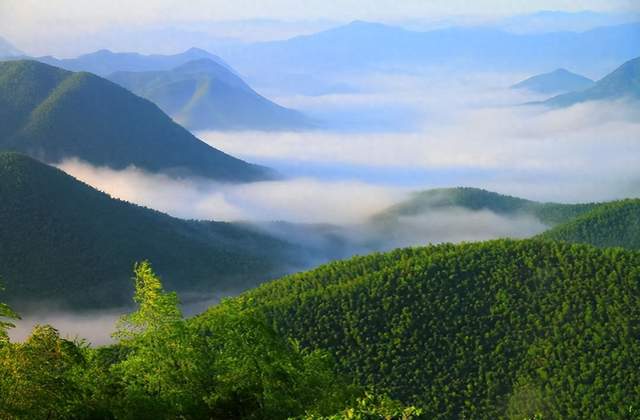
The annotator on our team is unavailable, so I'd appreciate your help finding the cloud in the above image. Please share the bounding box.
[196,98,640,203]
[366,208,548,250]
[58,160,407,224]
[9,310,121,346]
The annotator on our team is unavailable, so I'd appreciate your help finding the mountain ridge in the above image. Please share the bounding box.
[511,68,594,94]
[108,58,315,131]
[543,56,640,106]
[0,60,274,181]
[0,151,297,310]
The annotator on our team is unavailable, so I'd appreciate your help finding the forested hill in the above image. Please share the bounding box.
[0,152,298,310]
[372,187,598,226]
[219,239,640,419]
[538,199,640,249]
[0,60,273,182]
[108,58,314,131]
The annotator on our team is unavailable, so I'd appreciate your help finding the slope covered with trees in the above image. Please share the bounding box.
[0,263,418,419]
[0,60,272,181]
[109,59,314,131]
[224,239,640,419]
[0,152,297,310]
[539,199,640,249]
[372,187,597,227]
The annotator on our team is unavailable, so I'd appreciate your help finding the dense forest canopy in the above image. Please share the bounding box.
[0,262,418,419]
[538,199,640,250]
[220,239,640,419]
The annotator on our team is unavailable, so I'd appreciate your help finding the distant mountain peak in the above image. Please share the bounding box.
[512,68,594,94]
[543,55,640,107]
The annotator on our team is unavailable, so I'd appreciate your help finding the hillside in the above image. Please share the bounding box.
[109,59,314,131]
[511,68,594,94]
[0,60,273,181]
[37,47,230,76]
[538,199,640,249]
[222,239,640,419]
[0,152,298,310]
[371,187,598,226]
[544,56,640,107]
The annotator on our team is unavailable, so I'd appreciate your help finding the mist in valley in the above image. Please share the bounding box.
[3,6,640,355]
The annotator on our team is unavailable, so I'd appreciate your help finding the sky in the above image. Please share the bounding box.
[1,0,639,56]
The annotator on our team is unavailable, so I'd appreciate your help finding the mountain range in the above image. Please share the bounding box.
[108,58,314,131]
[0,152,299,310]
[511,68,594,94]
[0,60,273,181]
[223,21,640,87]
[543,55,640,107]
[36,47,231,76]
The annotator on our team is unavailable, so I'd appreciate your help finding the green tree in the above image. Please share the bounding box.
[0,325,86,419]
[0,280,19,342]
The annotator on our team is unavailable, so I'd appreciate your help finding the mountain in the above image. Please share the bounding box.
[221,239,640,418]
[36,47,231,76]
[511,68,594,94]
[225,21,640,83]
[544,56,640,107]
[498,10,637,34]
[0,36,22,58]
[0,60,273,181]
[371,187,598,227]
[109,59,314,131]
[538,199,640,249]
[0,152,299,310]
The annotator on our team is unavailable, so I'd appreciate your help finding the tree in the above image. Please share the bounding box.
[0,280,19,342]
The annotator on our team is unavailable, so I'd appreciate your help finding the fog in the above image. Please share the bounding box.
[9,310,122,345]
[22,66,637,345]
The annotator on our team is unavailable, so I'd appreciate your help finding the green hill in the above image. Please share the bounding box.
[0,152,297,310]
[109,59,314,131]
[511,68,594,94]
[219,239,640,418]
[544,56,640,107]
[538,199,640,249]
[0,60,272,181]
[372,187,597,226]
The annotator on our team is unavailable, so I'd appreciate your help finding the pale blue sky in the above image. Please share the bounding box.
[1,0,638,56]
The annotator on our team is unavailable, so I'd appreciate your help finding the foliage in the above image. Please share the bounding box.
[0,262,372,419]
[0,280,19,342]
[227,239,640,419]
[302,392,422,420]
[0,325,87,419]
[538,199,640,249]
